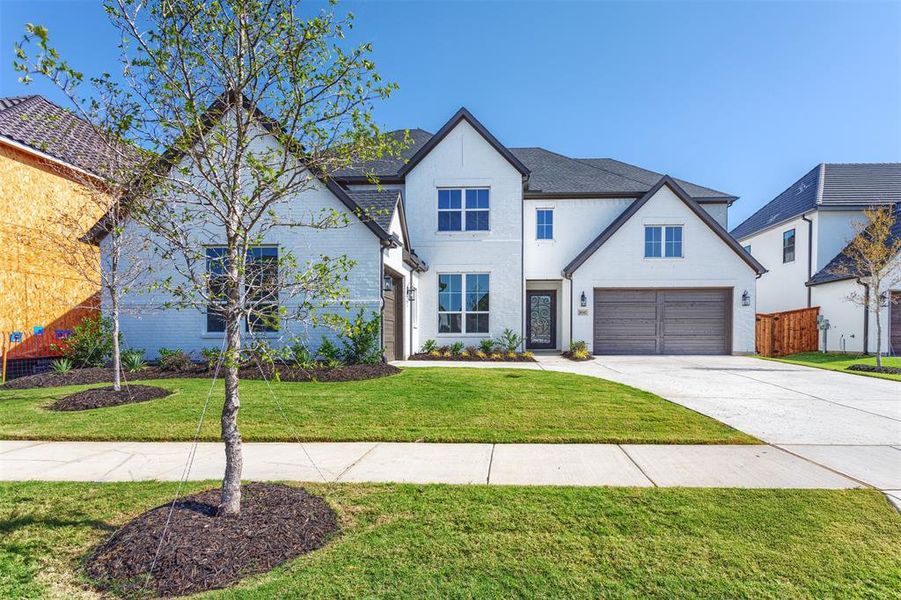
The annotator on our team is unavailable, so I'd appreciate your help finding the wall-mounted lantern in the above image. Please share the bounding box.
[406,286,417,302]
[580,291,587,308]
[741,290,751,307]
[383,275,394,292]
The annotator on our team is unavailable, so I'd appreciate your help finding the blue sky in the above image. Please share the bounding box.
[1,0,899,227]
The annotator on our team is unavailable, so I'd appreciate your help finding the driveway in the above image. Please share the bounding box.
[534,354,901,496]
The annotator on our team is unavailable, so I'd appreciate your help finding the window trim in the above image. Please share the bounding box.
[437,187,490,232]
[536,208,554,240]
[782,228,796,263]
[644,225,683,259]
[437,272,490,336]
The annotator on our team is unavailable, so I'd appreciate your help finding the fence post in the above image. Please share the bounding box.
[1,332,7,384]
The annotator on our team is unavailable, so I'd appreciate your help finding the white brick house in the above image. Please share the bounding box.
[731,164,901,354]
[104,103,765,358]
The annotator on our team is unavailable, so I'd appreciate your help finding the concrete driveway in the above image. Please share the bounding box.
[535,354,901,496]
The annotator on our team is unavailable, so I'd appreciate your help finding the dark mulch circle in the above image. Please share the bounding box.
[3,362,400,389]
[49,385,172,411]
[86,483,338,598]
[847,363,901,375]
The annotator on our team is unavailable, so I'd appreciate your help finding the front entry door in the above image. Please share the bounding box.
[526,290,557,350]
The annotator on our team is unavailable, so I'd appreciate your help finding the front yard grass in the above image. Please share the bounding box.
[0,368,755,444]
[764,352,901,382]
[2,482,899,598]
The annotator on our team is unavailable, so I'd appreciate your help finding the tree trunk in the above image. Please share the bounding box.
[111,293,121,392]
[219,309,243,516]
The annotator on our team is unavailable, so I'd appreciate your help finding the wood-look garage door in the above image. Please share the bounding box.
[593,288,731,355]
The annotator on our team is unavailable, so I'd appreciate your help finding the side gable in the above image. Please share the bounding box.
[397,107,530,178]
[563,176,766,276]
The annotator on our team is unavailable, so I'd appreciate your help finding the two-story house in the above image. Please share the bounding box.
[731,163,901,354]
[101,99,764,359]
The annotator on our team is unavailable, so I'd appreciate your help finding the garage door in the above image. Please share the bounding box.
[593,289,731,355]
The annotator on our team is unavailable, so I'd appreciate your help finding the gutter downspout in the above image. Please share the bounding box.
[801,213,813,307]
[379,245,386,361]
[859,279,870,355]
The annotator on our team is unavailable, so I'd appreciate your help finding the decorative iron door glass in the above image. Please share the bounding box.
[526,290,556,349]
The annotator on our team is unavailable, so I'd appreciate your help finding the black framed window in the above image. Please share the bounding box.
[438,273,489,334]
[205,246,279,333]
[783,229,796,263]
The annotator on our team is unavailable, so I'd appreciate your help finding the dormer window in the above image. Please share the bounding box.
[438,188,489,231]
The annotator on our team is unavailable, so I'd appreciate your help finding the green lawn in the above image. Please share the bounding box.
[764,352,901,382]
[0,368,755,444]
[1,482,899,598]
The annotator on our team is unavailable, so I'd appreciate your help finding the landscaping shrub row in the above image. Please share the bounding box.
[847,363,901,375]
[408,329,535,362]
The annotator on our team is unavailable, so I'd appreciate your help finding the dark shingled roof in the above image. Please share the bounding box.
[731,163,901,240]
[332,129,433,179]
[808,203,901,286]
[0,94,129,176]
[575,158,735,200]
[345,189,401,236]
[335,128,734,200]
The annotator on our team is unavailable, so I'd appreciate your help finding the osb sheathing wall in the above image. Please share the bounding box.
[0,142,103,358]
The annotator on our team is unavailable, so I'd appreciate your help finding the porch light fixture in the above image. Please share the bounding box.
[383,275,394,292]
[741,290,751,307]
[406,286,417,302]
[580,291,587,308]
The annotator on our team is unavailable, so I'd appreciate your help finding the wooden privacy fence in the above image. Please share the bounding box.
[756,306,820,357]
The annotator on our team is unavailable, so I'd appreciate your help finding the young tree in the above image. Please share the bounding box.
[16,0,400,515]
[16,113,150,391]
[830,205,901,367]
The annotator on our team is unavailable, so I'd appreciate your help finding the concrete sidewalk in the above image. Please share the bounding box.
[0,440,865,490]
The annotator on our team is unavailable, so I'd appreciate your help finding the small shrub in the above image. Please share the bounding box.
[58,316,115,368]
[50,358,72,374]
[325,357,343,370]
[428,350,441,358]
[449,342,465,356]
[318,337,342,362]
[121,349,146,372]
[421,339,438,353]
[506,351,518,360]
[460,350,470,358]
[200,347,223,370]
[340,309,382,364]
[571,348,590,360]
[157,348,193,371]
[475,350,487,359]
[465,346,480,356]
[569,340,588,353]
[521,351,535,360]
[496,328,524,353]
[489,352,503,361]
[478,338,495,354]
[288,342,317,370]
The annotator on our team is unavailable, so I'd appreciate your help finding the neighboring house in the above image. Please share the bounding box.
[0,95,111,374]
[731,163,901,354]
[103,99,763,359]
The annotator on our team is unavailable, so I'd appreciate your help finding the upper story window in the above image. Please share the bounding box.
[205,245,279,334]
[536,208,554,240]
[782,229,795,263]
[437,273,489,334]
[644,225,683,258]
[438,188,489,231]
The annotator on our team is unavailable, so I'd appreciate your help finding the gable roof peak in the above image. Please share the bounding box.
[397,106,530,177]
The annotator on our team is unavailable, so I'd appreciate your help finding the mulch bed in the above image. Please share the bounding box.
[86,482,338,598]
[561,351,593,362]
[847,363,901,375]
[408,353,535,362]
[49,385,172,412]
[3,362,400,390]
